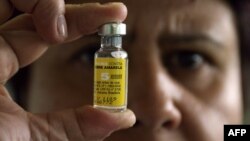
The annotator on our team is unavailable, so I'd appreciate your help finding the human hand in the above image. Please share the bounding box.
[0,1,135,140]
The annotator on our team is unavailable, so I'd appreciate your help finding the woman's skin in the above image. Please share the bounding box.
[26,0,243,141]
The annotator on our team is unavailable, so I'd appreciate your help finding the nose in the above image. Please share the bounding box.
[128,42,181,131]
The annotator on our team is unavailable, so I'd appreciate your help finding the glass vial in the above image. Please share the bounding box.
[93,23,128,112]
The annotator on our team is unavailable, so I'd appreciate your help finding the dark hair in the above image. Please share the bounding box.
[228,0,250,115]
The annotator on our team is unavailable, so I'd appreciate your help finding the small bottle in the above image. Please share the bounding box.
[93,23,128,112]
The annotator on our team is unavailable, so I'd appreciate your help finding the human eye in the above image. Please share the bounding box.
[161,47,222,92]
[163,50,209,71]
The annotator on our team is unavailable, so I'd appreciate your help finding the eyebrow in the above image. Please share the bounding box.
[158,33,223,48]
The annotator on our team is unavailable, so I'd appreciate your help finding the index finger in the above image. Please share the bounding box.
[10,0,66,42]
[0,3,127,84]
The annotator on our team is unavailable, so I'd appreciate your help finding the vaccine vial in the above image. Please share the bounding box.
[93,23,128,112]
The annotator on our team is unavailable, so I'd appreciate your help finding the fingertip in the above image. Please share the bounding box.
[117,109,136,128]
[127,109,136,126]
[94,108,136,130]
[103,2,128,22]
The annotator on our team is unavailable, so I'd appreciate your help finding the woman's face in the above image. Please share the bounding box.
[26,0,242,140]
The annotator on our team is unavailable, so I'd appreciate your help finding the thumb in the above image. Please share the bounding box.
[29,106,136,140]
[75,106,136,140]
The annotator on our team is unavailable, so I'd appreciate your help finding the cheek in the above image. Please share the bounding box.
[213,65,242,122]
[170,65,220,97]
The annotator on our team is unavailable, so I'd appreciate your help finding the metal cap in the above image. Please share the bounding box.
[98,23,126,36]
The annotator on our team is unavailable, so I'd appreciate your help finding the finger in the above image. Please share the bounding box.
[0,14,48,70]
[0,0,14,24]
[1,3,127,39]
[0,3,127,82]
[65,2,127,42]
[2,3,127,42]
[0,14,35,31]
[0,15,47,83]
[0,35,19,84]
[1,30,48,68]
[29,106,136,140]
[10,0,67,42]
[75,106,136,140]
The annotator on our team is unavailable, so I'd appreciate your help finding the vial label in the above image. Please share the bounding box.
[94,58,127,107]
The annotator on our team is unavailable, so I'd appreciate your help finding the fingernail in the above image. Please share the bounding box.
[57,15,68,38]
